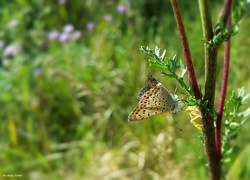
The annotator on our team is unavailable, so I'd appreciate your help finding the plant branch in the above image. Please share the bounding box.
[170,0,234,179]
[222,0,233,23]
[216,30,231,161]
[198,0,220,179]
[170,0,201,100]
[216,0,233,161]
[198,0,215,108]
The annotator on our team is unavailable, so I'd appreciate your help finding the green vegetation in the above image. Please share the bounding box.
[0,1,250,179]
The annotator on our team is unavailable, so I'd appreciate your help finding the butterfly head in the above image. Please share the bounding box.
[147,75,158,86]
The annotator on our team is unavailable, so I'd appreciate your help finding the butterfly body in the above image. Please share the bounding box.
[128,76,184,121]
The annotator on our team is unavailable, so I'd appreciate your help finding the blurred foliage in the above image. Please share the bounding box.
[0,0,250,179]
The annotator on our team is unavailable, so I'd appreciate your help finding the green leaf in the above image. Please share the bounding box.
[221,157,231,163]
[155,46,161,58]
[161,71,177,79]
[198,135,204,143]
[141,45,193,96]
[180,61,187,78]
[149,60,167,69]
[229,122,239,130]
[227,133,238,141]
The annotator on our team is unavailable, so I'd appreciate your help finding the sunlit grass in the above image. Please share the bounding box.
[0,1,250,179]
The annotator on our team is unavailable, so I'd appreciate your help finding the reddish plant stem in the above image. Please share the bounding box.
[222,0,233,23]
[171,0,232,179]
[216,16,232,160]
[170,0,201,100]
[215,0,233,161]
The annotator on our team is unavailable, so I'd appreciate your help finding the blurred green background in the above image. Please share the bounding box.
[0,0,250,179]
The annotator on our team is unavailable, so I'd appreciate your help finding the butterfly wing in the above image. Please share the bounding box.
[159,84,186,113]
[128,75,185,121]
[128,106,168,121]
[128,83,175,121]
[137,85,152,101]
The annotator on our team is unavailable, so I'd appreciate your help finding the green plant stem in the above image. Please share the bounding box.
[170,0,201,100]
[198,0,220,179]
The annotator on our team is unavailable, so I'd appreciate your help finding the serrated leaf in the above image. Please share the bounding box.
[227,133,238,141]
[221,157,231,163]
[240,113,250,126]
[160,50,166,60]
[219,16,226,31]
[149,60,167,69]
[180,61,187,78]
[224,119,230,126]
[229,122,239,130]
[140,46,155,58]
[161,71,176,78]
[198,135,204,143]
[231,145,240,153]
[140,46,147,52]
[223,143,231,151]
[155,46,160,57]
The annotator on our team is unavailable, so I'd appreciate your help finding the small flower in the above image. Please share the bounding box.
[72,31,82,40]
[58,32,70,43]
[86,22,95,31]
[117,4,126,14]
[47,30,59,40]
[63,24,74,33]
[4,44,21,57]
[0,41,4,49]
[104,14,113,22]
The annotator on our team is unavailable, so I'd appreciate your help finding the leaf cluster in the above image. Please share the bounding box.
[221,87,250,165]
[140,45,215,116]
[140,46,190,94]
[203,0,250,49]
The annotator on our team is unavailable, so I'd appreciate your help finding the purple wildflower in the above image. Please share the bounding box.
[4,44,21,57]
[58,32,70,43]
[117,5,126,14]
[86,22,95,31]
[63,24,74,33]
[72,31,82,40]
[47,30,59,40]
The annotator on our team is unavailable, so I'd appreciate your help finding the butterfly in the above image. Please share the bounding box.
[128,75,185,121]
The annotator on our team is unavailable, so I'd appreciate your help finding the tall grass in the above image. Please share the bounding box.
[0,1,250,179]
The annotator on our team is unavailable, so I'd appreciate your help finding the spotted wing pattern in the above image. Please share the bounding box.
[128,76,180,121]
